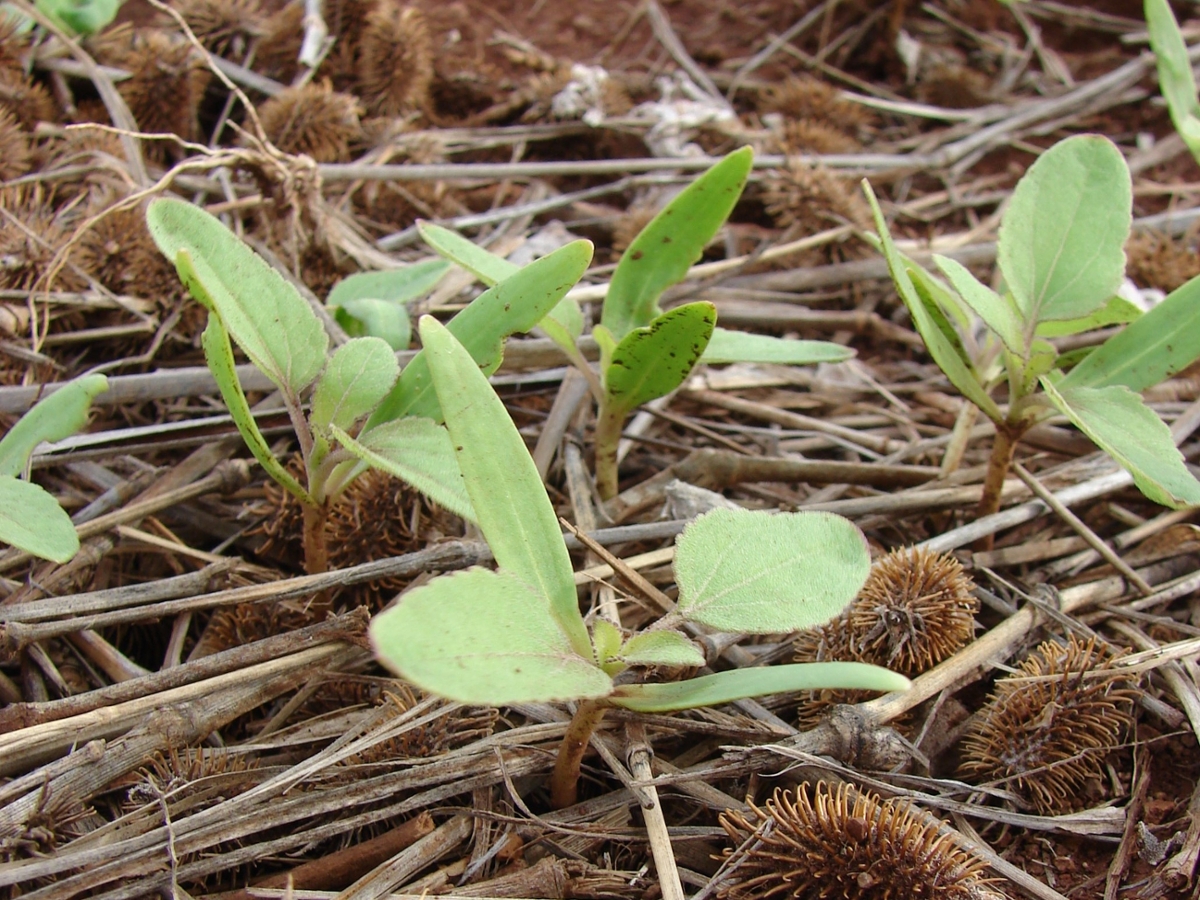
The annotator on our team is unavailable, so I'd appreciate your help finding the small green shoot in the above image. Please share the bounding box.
[864,134,1200,523]
[372,316,909,808]
[147,198,593,573]
[0,374,108,562]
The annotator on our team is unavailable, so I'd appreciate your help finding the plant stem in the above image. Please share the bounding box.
[302,501,329,574]
[594,403,625,501]
[973,424,1020,548]
[550,699,608,809]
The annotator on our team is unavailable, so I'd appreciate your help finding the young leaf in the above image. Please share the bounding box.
[603,302,717,417]
[610,662,910,713]
[1035,294,1140,339]
[420,316,592,657]
[863,183,1003,421]
[933,255,1024,355]
[618,631,705,668]
[199,313,309,503]
[311,337,399,435]
[1041,378,1200,509]
[603,147,753,341]
[674,508,870,634]
[365,240,594,428]
[0,476,79,562]
[998,135,1131,325]
[700,328,854,365]
[418,222,517,285]
[327,260,451,308]
[592,618,624,670]
[1061,274,1200,393]
[333,298,412,350]
[37,0,119,35]
[1146,0,1200,163]
[0,373,107,477]
[371,567,612,704]
[147,200,329,396]
[330,418,474,521]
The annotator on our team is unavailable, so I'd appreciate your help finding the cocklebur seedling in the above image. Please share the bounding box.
[147,198,593,573]
[325,259,450,350]
[371,315,909,808]
[419,146,855,500]
[864,134,1200,522]
[0,373,108,562]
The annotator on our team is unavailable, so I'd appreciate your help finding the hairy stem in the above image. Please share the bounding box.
[973,425,1021,549]
[593,402,626,501]
[302,500,330,575]
[550,699,608,809]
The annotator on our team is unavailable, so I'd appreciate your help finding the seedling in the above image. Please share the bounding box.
[865,134,1200,521]
[325,259,450,350]
[1146,0,1200,166]
[147,198,593,573]
[0,373,108,562]
[371,315,909,808]
[419,147,855,499]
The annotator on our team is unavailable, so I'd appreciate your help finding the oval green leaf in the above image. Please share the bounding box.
[334,298,412,350]
[604,146,753,341]
[327,259,450,308]
[311,337,399,434]
[419,316,591,657]
[146,198,328,396]
[618,630,705,668]
[0,373,107,478]
[371,567,612,705]
[700,328,853,365]
[675,508,870,634]
[604,302,716,417]
[610,662,910,713]
[998,135,1131,325]
[0,476,79,562]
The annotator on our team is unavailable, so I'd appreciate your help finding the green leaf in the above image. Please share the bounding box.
[1041,378,1200,508]
[0,476,79,562]
[604,302,716,416]
[200,313,309,503]
[0,373,107,477]
[610,662,910,713]
[331,418,474,521]
[1146,0,1200,163]
[933,255,1024,355]
[311,337,398,434]
[538,295,592,373]
[998,135,1131,325]
[333,299,412,350]
[603,147,753,341]
[418,222,517,285]
[37,0,119,34]
[592,618,624,670]
[1062,274,1200,392]
[863,183,1003,422]
[700,328,854,365]
[675,508,870,634]
[1035,294,1141,339]
[327,260,450,308]
[370,567,612,705]
[147,199,328,397]
[420,316,591,657]
[365,240,594,427]
[618,630,705,668]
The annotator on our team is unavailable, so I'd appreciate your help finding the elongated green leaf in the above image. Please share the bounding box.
[331,418,474,521]
[0,374,107,477]
[327,260,450,308]
[604,302,716,416]
[0,476,78,562]
[675,508,870,633]
[1035,294,1140,339]
[864,183,1003,421]
[420,316,591,657]
[619,630,705,668]
[933,255,1024,355]
[1146,0,1200,162]
[604,147,753,341]
[365,240,594,428]
[538,295,592,374]
[610,662,910,713]
[1041,378,1200,508]
[1062,274,1200,392]
[200,313,309,503]
[700,328,853,365]
[311,337,398,434]
[334,298,412,350]
[419,222,517,285]
[998,135,1131,325]
[371,567,611,704]
[147,199,328,396]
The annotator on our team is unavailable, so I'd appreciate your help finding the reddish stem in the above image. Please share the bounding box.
[550,699,608,809]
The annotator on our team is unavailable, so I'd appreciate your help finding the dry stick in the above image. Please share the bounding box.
[532,368,592,480]
[625,723,685,900]
[1040,506,1197,581]
[644,0,729,110]
[336,815,472,900]
[1012,462,1155,596]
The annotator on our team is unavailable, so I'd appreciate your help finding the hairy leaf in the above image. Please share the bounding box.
[0,476,79,562]
[333,298,412,350]
[371,567,611,704]
[604,302,716,417]
[311,337,398,434]
[933,255,1023,355]
[700,328,853,365]
[0,374,107,477]
[618,630,705,668]
[675,508,870,633]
